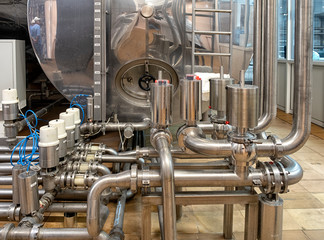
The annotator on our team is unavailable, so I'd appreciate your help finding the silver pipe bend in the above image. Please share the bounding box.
[87,171,131,237]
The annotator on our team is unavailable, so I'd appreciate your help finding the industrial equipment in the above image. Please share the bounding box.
[0,0,313,240]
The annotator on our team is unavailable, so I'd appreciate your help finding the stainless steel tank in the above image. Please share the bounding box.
[27,0,254,122]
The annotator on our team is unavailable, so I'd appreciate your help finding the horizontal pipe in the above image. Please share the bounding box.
[101,155,144,165]
[0,176,12,185]
[0,163,14,173]
[3,227,109,240]
[16,98,64,132]
[47,203,88,213]
[80,119,150,134]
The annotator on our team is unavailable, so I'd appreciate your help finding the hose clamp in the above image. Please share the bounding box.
[130,164,138,192]
[29,223,42,240]
[268,135,283,159]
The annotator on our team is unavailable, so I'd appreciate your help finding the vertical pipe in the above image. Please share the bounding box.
[253,0,262,89]
[254,0,277,133]
[280,0,313,155]
[109,189,127,239]
[156,136,176,240]
[192,0,196,73]
[258,195,283,240]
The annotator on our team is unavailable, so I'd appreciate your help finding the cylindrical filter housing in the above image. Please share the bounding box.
[18,171,39,215]
[210,77,233,119]
[226,84,258,129]
[66,108,81,142]
[87,96,94,121]
[12,164,27,205]
[259,194,283,240]
[59,112,75,150]
[2,88,19,121]
[180,76,202,125]
[150,80,173,128]
[39,126,59,169]
[49,119,67,159]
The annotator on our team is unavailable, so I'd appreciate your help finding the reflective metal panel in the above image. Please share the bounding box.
[27,0,254,121]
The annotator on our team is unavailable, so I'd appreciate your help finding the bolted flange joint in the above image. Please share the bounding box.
[150,129,172,150]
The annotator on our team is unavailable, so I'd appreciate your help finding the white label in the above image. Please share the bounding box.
[95,93,101,97]
[95,18,101,22]
[94,53,101,56]
[94,62,101,65]
[94,105,101,109]
[94,81,101,85]
[31,182,37,188]
[95,26,101,30]
[94,71,101,74]
[94,35,101,39]
[95,9,101,13]
[94,43,101,47]
[95,2,101,5]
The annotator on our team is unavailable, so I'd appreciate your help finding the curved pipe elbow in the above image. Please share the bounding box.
[280,155,303,185]
[183,134,232,157]
[87,171,131,237]
[254,112,276,133]
[96,164,111,176]
[280,126,311,156]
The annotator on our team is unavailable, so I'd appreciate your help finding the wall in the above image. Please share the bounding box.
[277,60,324,127]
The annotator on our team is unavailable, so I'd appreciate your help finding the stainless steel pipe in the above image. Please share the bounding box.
[280,0,313,156]
[87,171,132,237]
[254,0,277,133]
[0,176,12,185]
[155,134,177,240]
[1,226,109,240]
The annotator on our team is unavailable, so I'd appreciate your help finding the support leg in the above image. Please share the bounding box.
[244,202,258,240]
[223,187,234,239]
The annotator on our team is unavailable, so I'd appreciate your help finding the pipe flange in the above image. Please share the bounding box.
[95,152,102,162]
[258,160,288,194]
[268,135,283,159]
[150,129,172,149]
[83,171,89,190]
[8,204,20,222]
[0,223,15,240]
[29,223,43,240]
[227,131,256,144]
[274,161,289,193]
[257,161,273,194]
[59,172,67,188]
[130,164,138,192]
[71,171,77,190]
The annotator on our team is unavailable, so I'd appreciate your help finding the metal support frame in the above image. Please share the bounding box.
[141,190,259,240]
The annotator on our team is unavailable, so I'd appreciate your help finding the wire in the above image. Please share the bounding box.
[70,94,89,108]
[69,94,89,125]
[70,103,85,125]
[10,109,40,172]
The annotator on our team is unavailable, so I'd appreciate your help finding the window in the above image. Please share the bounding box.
[278,0,288,59]
[313,0,324,61]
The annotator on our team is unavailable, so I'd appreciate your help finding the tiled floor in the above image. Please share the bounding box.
[1,112,324,239]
